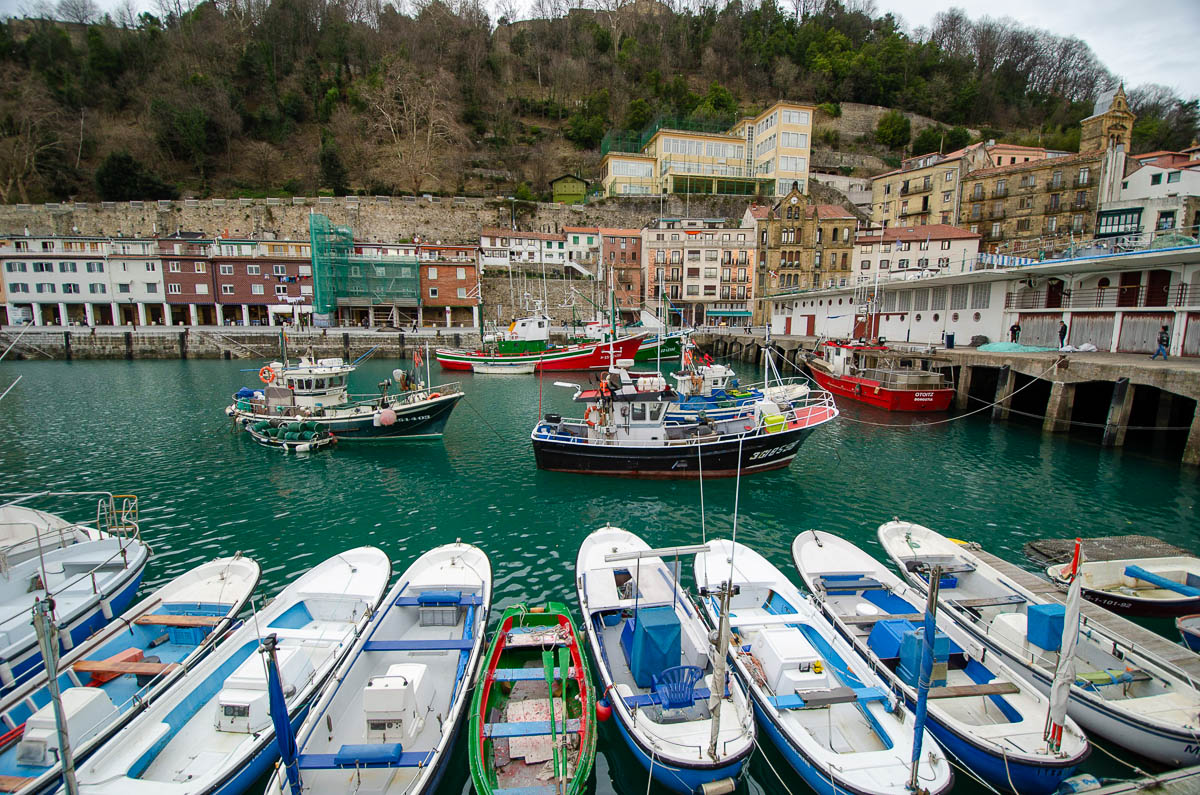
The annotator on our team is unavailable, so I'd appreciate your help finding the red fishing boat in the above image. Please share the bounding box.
[436,313,645,371]
[806,340,955,411]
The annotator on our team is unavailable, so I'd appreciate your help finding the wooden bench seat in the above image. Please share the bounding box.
[949,595,1026,609]
[133,614,223,628]
[843,613,924,626]
[927,682,1021,699]
[0,776,35,792]
[73,659,178,677]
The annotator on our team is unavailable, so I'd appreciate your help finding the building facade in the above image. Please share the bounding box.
[210,237,314,326]
[642,218,756,326]
[854,225,981,282]
[598,228,643,317]
[1098,162,1200,239]
[417,244,481,327]
[550,174,588,205]
[478,228,573,275]
[599,100,815,198]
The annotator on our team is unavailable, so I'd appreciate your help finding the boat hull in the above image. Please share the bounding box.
[1077,586,1200,618]
[808,367,954,411]
[235,393,462,440]
[611,702,747,794]
[633,334,684,362]
[1179,616,1200,652]
[532,425,818,478]
[437,335,643,371]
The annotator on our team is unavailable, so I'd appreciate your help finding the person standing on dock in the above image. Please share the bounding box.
[1058,320,1068,348]
[1009,322,1021,343]
[1150,325,1170,360]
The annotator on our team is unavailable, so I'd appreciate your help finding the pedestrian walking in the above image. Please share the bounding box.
[1058,320,1068,348]
[1150,325,1170,360]
[1009,322,1021,343]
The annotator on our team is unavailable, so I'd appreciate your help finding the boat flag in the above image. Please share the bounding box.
[1045,538,1082,752]
[262,633,302,795]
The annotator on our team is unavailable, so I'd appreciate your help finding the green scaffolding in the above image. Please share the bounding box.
[309,213,419,315]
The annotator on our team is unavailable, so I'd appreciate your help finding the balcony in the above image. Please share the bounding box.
[1072,198,1092,210]
[900,181,932,196]
[1044,203,1063,214]
[991,186,1009,198]
[1017,181,1037,191]
[982,228,1005,241]
[1045,180,1065,192]
[968,191,986,202]
[1073,176,1091,188]
[1005,283,1200,311]
[988,208,1006,219]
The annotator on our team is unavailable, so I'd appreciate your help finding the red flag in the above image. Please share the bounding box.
[413,348,423,367]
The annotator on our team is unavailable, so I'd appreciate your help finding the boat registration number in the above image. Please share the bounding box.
[749,441,800,461]
[913,392,935,400]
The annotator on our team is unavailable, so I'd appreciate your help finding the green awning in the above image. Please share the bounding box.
[705,310,752,317]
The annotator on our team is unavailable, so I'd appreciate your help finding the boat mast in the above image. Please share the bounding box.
[32,599,78,795]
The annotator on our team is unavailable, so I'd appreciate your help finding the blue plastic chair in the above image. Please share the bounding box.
[652,665,704,710]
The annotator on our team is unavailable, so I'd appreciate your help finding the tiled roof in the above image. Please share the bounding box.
[808,204,856,220]
[963,149,1103,179]
[746,205,771,220]
[563,226,599,234]
[597,227,642,236]
[1132,150,1183,161]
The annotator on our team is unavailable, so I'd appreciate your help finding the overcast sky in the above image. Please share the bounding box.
[1,0,1196,97]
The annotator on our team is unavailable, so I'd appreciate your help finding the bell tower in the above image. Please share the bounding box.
[1080,85,1135,153]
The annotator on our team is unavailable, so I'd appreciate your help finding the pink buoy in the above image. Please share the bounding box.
[378,409,397,426]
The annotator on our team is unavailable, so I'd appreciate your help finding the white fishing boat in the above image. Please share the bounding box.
[575,527,754,794]
[471,362,537,375]
[265,542,492,795]
[0,513,149,691]
[0,556,260,794]
[0,492,139,574]
[1047,555,1200,617]
[693,539,953,795]
[792,531,1088,794]
[73,547,391,795]
[878,520,1200,766]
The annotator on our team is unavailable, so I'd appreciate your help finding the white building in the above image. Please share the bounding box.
[563,226,600,277]
[478,228,576,275]
[854,224,982,282]
[1097,162,1200,238]
[768,242,1200,356]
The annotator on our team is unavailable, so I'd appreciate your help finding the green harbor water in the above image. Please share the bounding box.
[1,354,1198,794]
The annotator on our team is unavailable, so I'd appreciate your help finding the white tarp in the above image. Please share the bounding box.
[1047,556,1082,745]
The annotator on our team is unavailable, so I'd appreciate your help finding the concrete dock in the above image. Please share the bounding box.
[973,547,1200,680]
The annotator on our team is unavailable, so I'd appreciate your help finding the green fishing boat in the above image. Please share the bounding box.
[468,603,596,795]
[632,331,686,361]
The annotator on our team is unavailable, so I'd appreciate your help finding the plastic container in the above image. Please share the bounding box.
[1027,603,1066,651]
[945,332,956,349]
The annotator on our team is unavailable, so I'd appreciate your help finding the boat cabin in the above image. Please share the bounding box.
[484,314,551,354]
[820,342,950,390]
[672,364,737,398]
[267,357,353,409]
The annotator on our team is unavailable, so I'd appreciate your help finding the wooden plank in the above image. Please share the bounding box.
[0,776,35,793]
[134,614,222,628]
[843,613,924,626]
[73,660,177,676]
[927,682,1020,699]
[1025,535,1188,567]
[949,595,1027,609]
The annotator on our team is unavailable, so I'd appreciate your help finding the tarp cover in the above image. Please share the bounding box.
[626,606,681,688]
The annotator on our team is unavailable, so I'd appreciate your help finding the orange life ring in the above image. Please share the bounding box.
[585,406,601,427]
[259,366,275,384]
[428,392,441,399]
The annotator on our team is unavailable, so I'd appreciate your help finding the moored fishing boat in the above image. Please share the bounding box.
[693,539,954,795]
[879,520,1200,766]
[575,527,754,794]
[1178,615,1200,652]
[1047,555,1200,617]
[666,346,810,424]
[0,525,149,692]
[531,360,837,478]
[73,547,391,795]
[0,556,260,794]
[472,362,537,374]
[793,530,1088,794]
[435,313,644,372]
[468,602,596,795]
[806,341,954,411]
[227,354,463,441]
[266,542,491,795]
[632,330,687,362]
[245,421,337,453]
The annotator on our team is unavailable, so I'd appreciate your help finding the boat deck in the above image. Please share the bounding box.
[973,548,1200,680]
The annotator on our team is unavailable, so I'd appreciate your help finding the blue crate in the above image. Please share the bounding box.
[1027,603,1066,652]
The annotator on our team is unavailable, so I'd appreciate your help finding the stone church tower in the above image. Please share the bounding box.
[1080,85,1135,153]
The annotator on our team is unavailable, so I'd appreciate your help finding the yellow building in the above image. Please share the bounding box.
[599,100,815,198]
[1080,85,1135,153]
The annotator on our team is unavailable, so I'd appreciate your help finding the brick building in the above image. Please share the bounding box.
[642,218,757,326]
[599,228,642,317]
[417,243,481,327]
[210,238,313,326]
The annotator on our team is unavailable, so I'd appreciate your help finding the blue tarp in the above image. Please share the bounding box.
[622,606,681,688]
[235,387,262,399]
[1124,565,1200,597]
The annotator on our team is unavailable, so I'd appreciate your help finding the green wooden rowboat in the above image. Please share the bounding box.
[468,603,596,795]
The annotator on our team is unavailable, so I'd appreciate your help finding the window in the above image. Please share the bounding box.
[686,284,699,296]
[35,283,55,293]
[59,261,76,273]
[221,284,235,295]
[781,132,808,149]
[62,283,80,294]
[117,283,131,293]
[914,289,929,311]
[898,258,909,269]
[990,222,1001,237]
[33,262,51,272]
[1078,167,1090,185]
[860,259,870,270]
[247,264,260,275]
[457,267,466,280]
[898,291,912,311]
[428,287,438,298]
[1168,171,1181,183]
[195,283,209,294]
[5,262,25,272]
[919,240,929,251]
[87,261,104,273]
[273,264,286,275]
[146,282,157,293]
[779,156,806,173]
[1047,217,1058,233]
[195,262,206,273]
[428,267,438,279]
[8,283,27,293]
[970,283,990,309]
[931,287,947,310]
[251,283,264,295]
[275,285,288,296]
[950,284,969,310]
[89,283,107,294]
[220,264,233,275]
[168,261,180,272]
[945,171,954,183]
[879,259,890,270]
[457,287,467,298]
[781,109,809,125]
[145,262,156,272]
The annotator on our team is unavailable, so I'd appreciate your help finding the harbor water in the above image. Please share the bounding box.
[1,355,1198,794]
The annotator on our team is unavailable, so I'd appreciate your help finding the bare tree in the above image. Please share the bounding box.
[0,72,64,203]
[364,60,460,194]
[55,0,99,23]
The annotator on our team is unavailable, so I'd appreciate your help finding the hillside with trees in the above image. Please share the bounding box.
[0,0,1195,203]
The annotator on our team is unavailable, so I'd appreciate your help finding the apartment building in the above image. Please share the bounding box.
[418,244,481,327]
[564,226,601,276]
[1097,162,1200,239]
[599,100,815,198]
[854,225,981,282]
[209,237,314,326]
[598,228,642,316]
[642,218,756,326]
[478,228,574,275]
